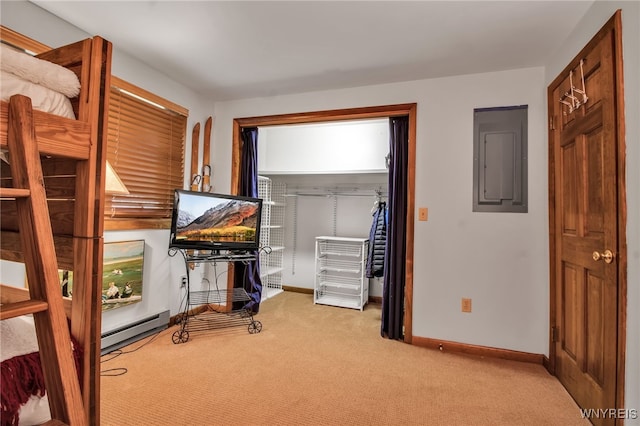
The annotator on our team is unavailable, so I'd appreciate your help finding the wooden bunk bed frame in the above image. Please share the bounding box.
[0,26,112,425]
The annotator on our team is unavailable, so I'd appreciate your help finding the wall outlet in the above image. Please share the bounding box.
[461,298,472,313]
[180,276,187,288]
[418,207,428,221]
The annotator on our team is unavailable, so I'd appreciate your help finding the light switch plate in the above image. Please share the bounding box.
[418,207,428,221]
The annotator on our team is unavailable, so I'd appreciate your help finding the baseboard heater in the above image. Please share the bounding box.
[101,310,170,355]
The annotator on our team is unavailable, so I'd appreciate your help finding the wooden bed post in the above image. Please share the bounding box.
[69,36,112,426]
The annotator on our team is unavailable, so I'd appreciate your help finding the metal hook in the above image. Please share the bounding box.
[558,59,589,114]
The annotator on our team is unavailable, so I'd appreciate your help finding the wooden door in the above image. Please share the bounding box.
[548,12,626,425]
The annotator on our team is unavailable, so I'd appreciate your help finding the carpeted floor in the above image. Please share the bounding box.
[100,291,589,425]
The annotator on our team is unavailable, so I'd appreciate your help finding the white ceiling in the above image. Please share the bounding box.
[33,1,595,101]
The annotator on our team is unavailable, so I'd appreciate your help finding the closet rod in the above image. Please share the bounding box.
[284,191,388,198]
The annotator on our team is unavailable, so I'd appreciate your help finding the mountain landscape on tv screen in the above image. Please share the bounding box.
[176,199,258,243]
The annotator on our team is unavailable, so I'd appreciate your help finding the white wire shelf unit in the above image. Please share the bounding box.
[258,176,286,300]
[314,236,369,311]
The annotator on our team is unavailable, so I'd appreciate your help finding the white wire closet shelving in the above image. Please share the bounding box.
[258,176,286,300]
[314,236,369,311]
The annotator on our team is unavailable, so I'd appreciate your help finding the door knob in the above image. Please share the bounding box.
[592,249,614,264]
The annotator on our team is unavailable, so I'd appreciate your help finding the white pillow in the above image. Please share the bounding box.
[0,43,80,98]
[1,70,76,119]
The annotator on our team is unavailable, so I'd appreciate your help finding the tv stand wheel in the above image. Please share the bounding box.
[172,329,190,344]
[248,320,262,334]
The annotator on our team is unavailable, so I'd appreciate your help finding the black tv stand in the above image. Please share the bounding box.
[170,249,263,344]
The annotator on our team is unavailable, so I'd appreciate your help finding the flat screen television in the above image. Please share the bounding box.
[169,189,263,252]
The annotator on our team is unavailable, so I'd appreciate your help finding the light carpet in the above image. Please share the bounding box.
[100,291,589,426]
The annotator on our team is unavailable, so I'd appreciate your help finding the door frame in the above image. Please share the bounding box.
[231,103,417,342]
[546,10,627,412]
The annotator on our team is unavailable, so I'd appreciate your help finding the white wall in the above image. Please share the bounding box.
[213,65,549,355]
[0,1,215,333]
[258,119,389,173]
[545,2,640,423]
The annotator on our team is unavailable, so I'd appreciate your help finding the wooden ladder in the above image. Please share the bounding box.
[0,95,86,425]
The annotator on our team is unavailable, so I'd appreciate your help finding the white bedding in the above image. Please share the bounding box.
[0,316,52,425]
[0,43,78,119]
[1,70,76,119]
[0,316,39,361]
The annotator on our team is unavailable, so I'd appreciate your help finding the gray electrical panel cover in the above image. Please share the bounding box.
[473,106,528,213]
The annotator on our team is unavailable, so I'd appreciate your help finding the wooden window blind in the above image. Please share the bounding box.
[105,77,187,228]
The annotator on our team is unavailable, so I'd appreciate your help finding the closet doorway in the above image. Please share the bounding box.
[231,103,417,342]
[257,118,389,305]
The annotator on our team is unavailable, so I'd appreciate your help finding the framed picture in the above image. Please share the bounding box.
[102,240,145,311]
[59,270,73,297]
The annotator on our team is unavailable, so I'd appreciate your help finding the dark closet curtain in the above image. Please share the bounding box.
[381,116,408,340]
[234,127,263,313]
